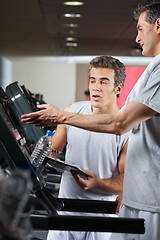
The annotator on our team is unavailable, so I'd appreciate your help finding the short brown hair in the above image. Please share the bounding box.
[89,55,126,88]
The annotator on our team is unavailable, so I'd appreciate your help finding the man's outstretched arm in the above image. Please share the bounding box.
[21,101,156,135]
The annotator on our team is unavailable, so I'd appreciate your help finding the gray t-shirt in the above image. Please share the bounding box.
[59,101,128,201]
[123,65,160,212]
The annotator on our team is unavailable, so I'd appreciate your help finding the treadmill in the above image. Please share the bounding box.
[6,81,45,146]
[0,86,145,236]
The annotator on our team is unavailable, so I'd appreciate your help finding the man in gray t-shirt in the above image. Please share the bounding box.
[22,2,160,240]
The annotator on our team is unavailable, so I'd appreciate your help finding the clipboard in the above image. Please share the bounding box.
[46,156,88,180]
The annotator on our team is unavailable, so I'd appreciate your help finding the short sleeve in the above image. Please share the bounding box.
[134,65,160,114]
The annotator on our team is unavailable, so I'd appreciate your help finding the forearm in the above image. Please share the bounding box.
[95,175,124,195]
[58,110,121,134]
[73,169,124,195]
[21,103,123,133]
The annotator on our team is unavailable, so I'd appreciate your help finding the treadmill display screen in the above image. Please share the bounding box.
[0,89,33,159]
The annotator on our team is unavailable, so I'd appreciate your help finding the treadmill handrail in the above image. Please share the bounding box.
[30,214,145,234]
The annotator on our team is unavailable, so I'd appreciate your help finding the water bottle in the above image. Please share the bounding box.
[29,130,54,168]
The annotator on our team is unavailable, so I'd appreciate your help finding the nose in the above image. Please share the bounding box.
[135,33,140,44]
[93,82,101,91]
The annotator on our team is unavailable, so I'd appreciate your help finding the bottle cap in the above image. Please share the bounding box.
[46,130,55,137]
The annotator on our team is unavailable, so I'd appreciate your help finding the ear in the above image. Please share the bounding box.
[156,18,160,33]
[115,83,123,96]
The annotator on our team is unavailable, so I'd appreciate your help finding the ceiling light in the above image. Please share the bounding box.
[64,13,81,18]
[69,30,77,35]
[66,42,78,47]
[64,23,79,28]
[64,1,84,6]
[65,37,77,41]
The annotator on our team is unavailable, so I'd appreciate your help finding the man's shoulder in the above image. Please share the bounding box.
[70,101,91,114]
[71,100,90,107]
[151,63,160,76]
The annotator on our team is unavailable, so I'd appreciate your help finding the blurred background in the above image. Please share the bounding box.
[0,0,157,109]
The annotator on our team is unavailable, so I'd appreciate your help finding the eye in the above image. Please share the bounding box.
[101,80,108,85]
[138,27,142,32]
[90,79,96,84]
